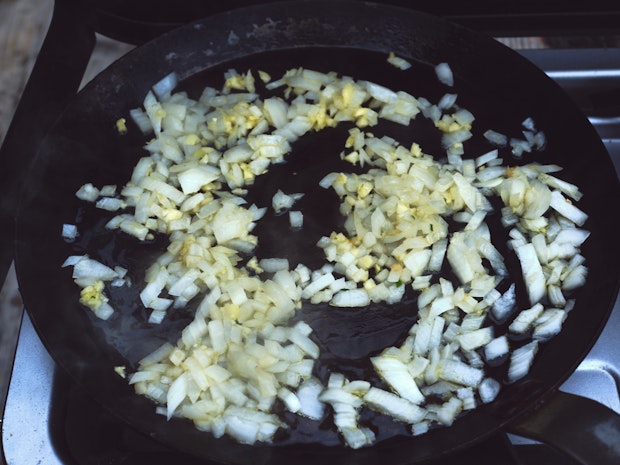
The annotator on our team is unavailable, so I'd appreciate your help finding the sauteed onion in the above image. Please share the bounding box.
[63,58,589,448]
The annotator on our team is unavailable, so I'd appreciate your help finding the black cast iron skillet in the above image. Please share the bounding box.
[14,1,620,464]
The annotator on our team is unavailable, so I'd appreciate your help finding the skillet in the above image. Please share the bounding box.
[14,1,620,463]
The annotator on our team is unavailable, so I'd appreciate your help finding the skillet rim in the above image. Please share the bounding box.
[14,1,620,463]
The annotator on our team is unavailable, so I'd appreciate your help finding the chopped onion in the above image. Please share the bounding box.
[435,62,454,86]
[483,129,508,147]
[533,308,567,341]
[272,189,303,213]
[259,258,289,273]
[478,378,501,403]
[72,257,118,281]
[484,335,510,362]
[456,327,493,351]
[549,190,588,226]
[177,165,220,195]
[437,359,484,387]
[289,210,303,229]
[296,377,326,420]
[152,72,178,99]
[508,341,539,383]
[75,183,100,202]
[371,355,424,404]
[514,243,546,305]
[62,223,78,241]
[509,303,544,334]
[330,289,370,308]
[363,387,425,423]
[387,52,412,70]
[96,197,125,211]
[65,63,591,449]
[437,93,458,110]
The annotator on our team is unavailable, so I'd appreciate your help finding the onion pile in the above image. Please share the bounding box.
[63,57,589,449]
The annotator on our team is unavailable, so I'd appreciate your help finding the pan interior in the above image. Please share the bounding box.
[14,4,620,463]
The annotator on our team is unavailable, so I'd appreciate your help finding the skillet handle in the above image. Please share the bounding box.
[0,0,95,285]
[508,390,620,465]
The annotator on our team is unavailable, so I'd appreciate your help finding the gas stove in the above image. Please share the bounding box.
[2,2,620,465]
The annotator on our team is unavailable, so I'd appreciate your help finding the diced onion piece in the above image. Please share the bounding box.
[437,359,484,387]
[278,387,301,413]
[539,173,582,201]
[491,284,516,322]
[62,223,78,240]
[302,272,336,299]
[371,355,424,404]
[296,377,326,420]
[93,302,114,320]
[166,373,188,419]
[484,335,510,362]
[259,258,290,273]
[140,267,168,309]
[363,387,425,423]
[288,327,320,359]
[533,309,567,341]
[562,264,588,291]
[223,407,283,444]
[263,97,289,128]
[387,52,412,70]
[319,172,340,189]
[436,397,463,426]
[129,108,152,134]
[330,289,370,308]
[177,165,220,195]
[96,197,125,211]
[428,239,447,272]
[478,378,501,403]
[140,342,174,366]
[435,62,454,86]
[510,138,532,157]
[447,232,484,285]
[75,183,100,202]
[211,202,252,244]
[72,258,118,281]
[475,149,499,168]
[508,341,539,383]
[62,255,86,268]
[412,421,430,436]
[456,327,493,351]
[549,190,588,226]
[272,189,303,213]
[509,303,544,334]
[437,93,458,110]
[514,242,546,305]
[289,210,303,229]
[148,308,168,324]
[361,80,398,104]
[100,184,116,195]
[484,129,508,146]
[152,72,178,99]
[341,427,376,450]
[118,217,150,241]
[553,228,590,247]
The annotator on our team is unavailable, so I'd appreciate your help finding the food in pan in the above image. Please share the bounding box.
[63,59,589,448]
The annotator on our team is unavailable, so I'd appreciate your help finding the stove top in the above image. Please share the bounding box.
[1,1,620,463]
